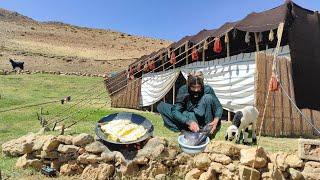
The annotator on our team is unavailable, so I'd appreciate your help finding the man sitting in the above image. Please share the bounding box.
[157,71,223,136]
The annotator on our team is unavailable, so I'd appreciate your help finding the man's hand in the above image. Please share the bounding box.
[208,118,219,133]
[188,121,199,132]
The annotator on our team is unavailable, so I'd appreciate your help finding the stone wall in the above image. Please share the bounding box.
[2,133,320,180]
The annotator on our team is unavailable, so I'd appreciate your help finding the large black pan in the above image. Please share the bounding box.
[95,112,154,145]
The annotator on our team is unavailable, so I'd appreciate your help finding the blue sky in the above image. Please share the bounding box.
[0,0,319,41]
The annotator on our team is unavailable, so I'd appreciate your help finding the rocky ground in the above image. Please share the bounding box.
[0,8,172,74]
[2,131,320,180]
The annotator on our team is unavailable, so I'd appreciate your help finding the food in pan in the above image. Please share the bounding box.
[101,119,147,142]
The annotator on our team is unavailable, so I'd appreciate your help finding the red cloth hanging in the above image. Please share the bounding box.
[170,52,176,65]
[137,62,142,72]
[148,60,155,70]
[213,37,222,53]
[191,47,199,61]
[129,66,134,80]
[269,74,279,91]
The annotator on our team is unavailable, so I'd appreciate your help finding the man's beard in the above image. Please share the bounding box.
[188,88,204,104]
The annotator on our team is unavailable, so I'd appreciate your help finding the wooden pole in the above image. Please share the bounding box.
[162,53,166,103]
[185,42,189,65]
[254,32,260,52]
[202,42,205,62]
[226,34,231,121]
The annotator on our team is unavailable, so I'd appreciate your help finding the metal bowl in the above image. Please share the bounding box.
[95,112,154,145]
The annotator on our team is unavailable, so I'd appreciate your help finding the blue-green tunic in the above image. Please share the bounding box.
[157,84,223,132]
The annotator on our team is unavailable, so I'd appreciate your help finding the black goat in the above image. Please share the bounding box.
[9,59,24,70]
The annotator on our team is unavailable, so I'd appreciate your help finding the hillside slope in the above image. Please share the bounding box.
[0,8,172,74]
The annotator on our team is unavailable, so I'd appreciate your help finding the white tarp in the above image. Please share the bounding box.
[140,69,180,106]
[180,45,290,111]
[181,54,255,112]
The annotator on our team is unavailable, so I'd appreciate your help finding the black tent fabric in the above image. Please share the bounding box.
[288,3,320,110]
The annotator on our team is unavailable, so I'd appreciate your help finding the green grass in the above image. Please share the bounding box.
[0,73,303,179]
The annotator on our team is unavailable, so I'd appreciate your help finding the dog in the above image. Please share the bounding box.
[9,58,24,70]
[225,106,259,145]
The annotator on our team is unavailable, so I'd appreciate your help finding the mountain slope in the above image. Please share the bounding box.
[0,8,172,74]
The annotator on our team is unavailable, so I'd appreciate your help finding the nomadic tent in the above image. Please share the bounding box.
[105,1,320,137]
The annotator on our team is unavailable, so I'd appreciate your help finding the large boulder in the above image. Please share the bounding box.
[264,163,287,180]
[199,169,217,180]
[150,162,167,177]
[40,150,59,159]
[268,152,289,171]
[81,163,115,180]
[33,135,55,151]
[136,137,167,160]
[57,144,80,154]
[285,154,304,169]
[238,165,260,180]
[42,137,60,152]
[194,153,211,170]
[119,161,139,176]
[57,135,73,145]
[60,160,84,176]
[77,153,102,164]
[72,133,94,147]
[185,168,204,180]
[288,168,303,180]
[16,154,43,171]
[209,153,232,165]
[219,169,237,180]
[302,161,320,174]
[85,141,109,154]
[2,133,36,156]
[209,162,225,174]
[240,146,268,169]
[204,141,244,158]
[174,152,192,165]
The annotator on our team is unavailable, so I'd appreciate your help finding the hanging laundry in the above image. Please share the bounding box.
[269,29,274,42]
[277,23,284,40]
[143,63,149,72]
[167,48,171,58]
[232,29,237,39]
[137,62,142,72]
[129,66,134,79]
[269,74,279,91]
[258,32,263,43]
[213,37,222,53]
[148,60,155,70]
[245,32,251,44]
[191,47,199,61]
[169,51,176,65]
[224,33,229,44]
[203,40,208,50]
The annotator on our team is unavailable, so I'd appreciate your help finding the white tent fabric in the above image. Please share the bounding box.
[181,54,255,112]
[140,69,180,106]
[181,45,290,111]
[139,45,290,111]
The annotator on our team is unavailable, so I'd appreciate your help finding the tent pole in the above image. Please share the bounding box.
[202,41,206,62]
[162,53,166,103]
[226,34,231,121]
[254,32,260,52]
[185,42,189,65]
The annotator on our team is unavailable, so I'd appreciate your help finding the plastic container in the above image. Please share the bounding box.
[178,135,210,154]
